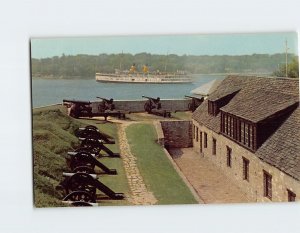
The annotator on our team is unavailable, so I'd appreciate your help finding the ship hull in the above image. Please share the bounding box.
[95,73,192,84]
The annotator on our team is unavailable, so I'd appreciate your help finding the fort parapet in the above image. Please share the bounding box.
[90,98,191,113]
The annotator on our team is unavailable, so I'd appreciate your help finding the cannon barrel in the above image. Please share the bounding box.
[96,96,108,101]
[63,99,91,105]
[185,95,204,101]
[142,95,160,101]
[96,97,113,102]
[184,95,194,99]
[62,172,97,179]
[184,95,203,100]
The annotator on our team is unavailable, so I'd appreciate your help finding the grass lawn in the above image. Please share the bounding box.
[127,111,191,122]
[126,123,197,205]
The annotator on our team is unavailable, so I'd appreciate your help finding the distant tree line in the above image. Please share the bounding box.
[31,53,298,79]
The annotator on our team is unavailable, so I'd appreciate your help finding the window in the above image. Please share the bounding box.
[287,189,296,202]
[241,121,245,144]
[230,117,234,137]
[226,146,232,167]
[249,125,253,147]
[196,127,199,142]
[242,157,249,181]
[212,138,216,155]
[193,125,195,139]
[263,171,272,199]
[224,114,228,134]
[200,131,203,153]
[208,101,219,116]
[204,132,207,148]
[220,112,256,151]
[244,123,249,146]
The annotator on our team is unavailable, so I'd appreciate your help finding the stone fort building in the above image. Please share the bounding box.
[192,75,299,202]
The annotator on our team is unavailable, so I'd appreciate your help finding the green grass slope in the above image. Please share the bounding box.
[33,106,83,207]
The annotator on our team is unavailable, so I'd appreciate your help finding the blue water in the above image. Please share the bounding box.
[32,74,225,107]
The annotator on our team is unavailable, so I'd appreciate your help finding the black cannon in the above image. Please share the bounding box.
[96,97,126,120]
[65,151,117,175]
[63,99,92,118]
[97,97,115,111]
[79,138,120,157]
[75,125,115,144]
[58,172,125,202]
[184,95,204,112]
[142,96,171,118]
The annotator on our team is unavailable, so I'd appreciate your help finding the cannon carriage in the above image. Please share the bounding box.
[58,172,125,206]
[78,138,120,157]
[63,99,92,118]
[56,124,122,206]
[63,98,127,121]
[184,95,204,112]
[96,97,126,120]
[142,96,171,118]
[75,125,115,144]
[64,151,117,175]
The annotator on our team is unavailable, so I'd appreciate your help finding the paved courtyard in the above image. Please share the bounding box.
[169,148,255,204]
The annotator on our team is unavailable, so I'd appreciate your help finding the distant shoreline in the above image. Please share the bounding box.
[31,72,272,80]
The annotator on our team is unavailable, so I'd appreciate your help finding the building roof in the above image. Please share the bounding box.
[193,100,221,133]
[191,79,223,96]
[220,89,299,123]
[256,107,300,181]
[193,75,300,180]
[207,75,299,102]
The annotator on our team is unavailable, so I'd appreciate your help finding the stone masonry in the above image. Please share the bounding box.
[160,120,193,148]
[193,120,300,202]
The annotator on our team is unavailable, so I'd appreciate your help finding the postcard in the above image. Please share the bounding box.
[31,32,299,207]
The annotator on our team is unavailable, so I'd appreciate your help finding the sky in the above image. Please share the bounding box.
[31,32,298,58]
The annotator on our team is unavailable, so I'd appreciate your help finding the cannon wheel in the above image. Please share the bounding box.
[144,102,152,113]
[63,190,96,203]
[110,103,115,111]
[84,144,101,154]
[66,173,97,197]
[85,125,98,131]
[81,139,101,154]
[70,152,95,171]
[72,165,95,174]
[157,102,162,109]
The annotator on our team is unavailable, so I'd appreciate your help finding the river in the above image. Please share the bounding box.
[31,74,225,107]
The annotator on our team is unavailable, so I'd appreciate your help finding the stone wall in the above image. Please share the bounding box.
[91,99,191,113]
[192,120,300,202]
[161,121,193,148]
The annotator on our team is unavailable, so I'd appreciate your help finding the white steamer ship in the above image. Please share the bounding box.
[95,64,192,84]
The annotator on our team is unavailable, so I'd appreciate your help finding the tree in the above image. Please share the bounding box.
[273,57,299,78]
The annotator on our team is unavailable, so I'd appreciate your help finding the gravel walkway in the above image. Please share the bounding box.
[117,122,157,205]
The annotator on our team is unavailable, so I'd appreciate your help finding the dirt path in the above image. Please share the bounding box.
[117,121,157,205]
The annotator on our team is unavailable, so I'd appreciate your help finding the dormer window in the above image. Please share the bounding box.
[208,101,219,116]
[221,111,257,151]
[208,91,240,117]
